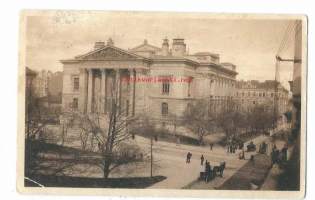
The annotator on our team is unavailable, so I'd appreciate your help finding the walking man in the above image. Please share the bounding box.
[201,154,204,165]
[186,152,190,163]
[205,161,211,182]
[189,152,192,163]
[210,143,214,151]
[186,152,192,163]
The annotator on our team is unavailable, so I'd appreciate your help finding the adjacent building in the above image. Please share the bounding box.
[33,70,53,97]
[61,38,238,123]
[26,67,37,98]
[235,80,290,116]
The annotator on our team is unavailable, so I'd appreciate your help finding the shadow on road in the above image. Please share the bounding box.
[25,174,167,188]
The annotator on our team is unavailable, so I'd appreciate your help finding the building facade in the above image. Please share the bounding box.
[235,80,290,116]
[61,38,238,122]
[33,70,53,97]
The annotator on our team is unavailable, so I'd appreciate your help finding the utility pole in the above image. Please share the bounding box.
[273,57,280,130]
[274,56,301,130]
[150,136,153,178]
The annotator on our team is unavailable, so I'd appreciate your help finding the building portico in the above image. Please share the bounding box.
[61,38,238,123]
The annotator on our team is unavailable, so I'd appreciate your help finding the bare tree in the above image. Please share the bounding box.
[25,85,57,176]
[247,103,275,134]
[182,99,215,145]
[129,114,161,177]
[216,100,246,138]
[72,75,143,179]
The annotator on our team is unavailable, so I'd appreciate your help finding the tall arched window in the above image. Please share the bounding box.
[161,102,168,116]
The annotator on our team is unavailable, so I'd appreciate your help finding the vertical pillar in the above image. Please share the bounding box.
[87,69,93,113]
[129,69,136,116]
[115,69,121,108]
[101,69,107,113]
[79,68,88,113]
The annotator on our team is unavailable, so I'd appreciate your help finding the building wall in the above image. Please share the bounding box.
[62,63,80,110]
[61,40,238,122]
[235,81,289,115]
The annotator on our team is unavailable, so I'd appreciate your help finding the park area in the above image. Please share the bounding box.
[24,122,293,190]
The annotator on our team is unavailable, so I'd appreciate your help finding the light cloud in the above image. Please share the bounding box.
[25,11,297,89]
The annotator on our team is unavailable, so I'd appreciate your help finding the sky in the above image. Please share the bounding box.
[25,11,298,89]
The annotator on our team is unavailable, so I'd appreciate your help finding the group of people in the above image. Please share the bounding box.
[271,144,288,166]
[187,138,290,183]
[204,160,212,182]
[227,137,244,154]
[200,154,226,182]
[258,141,268,154]
[186,151,226,183]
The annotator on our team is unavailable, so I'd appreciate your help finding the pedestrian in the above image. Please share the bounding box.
[186,152,190,163]
[239,148,245,160]
[186,152,192,163]
[204,160,208,181]
[271,148,276,165]
[274,149,280,164]
[210,143,213,150]
[201,154,204,165]
[281,145,288,162]
[205,161,211,182]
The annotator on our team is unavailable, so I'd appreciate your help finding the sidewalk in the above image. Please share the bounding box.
[217,154,271,190]
[260,139,295,190]
[260,164,283,190]
[182,135,270,190]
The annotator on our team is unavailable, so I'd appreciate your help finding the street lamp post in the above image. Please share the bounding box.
[150,136,153,178]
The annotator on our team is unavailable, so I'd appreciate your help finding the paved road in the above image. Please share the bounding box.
[144,135,269,189]
[43,126,271,189]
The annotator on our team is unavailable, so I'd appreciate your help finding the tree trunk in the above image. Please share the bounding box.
[103,156,111,179]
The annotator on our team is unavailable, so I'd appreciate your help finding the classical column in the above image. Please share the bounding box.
[115,69,121,108]
[129,69,136,116]
[100,69,107,113]
[87,69,93,113]
[79,68,88,113]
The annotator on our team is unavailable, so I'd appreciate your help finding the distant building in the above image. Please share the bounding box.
[60,38,238,123]
[48,71,63,97]
[27,69,63,112]
[26,67,37,97]
[235,80,289,115]
[34,70,53,97]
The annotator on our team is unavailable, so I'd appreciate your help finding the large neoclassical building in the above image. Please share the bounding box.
[61,38,238,121]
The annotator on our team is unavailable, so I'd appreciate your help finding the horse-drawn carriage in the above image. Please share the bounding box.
[199,161,226,181]
[246,141,256,152]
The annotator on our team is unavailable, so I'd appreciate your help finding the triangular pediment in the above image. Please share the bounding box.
[76,46,147,60]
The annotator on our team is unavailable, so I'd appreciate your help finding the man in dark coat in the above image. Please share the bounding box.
[205,161,211,182]
[186,152,190,163]
[281,145,288,162]
[200,154,204,165]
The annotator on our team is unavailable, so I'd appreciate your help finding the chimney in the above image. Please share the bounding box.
[107,38,114,46]
[94,41,105,50]
[171,38,186,56]
[161,38,169,56]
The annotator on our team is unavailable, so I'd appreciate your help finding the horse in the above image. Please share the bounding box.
[213,161,226,177]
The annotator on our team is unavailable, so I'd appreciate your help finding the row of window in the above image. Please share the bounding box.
[72,75,236,98]
[214,79,235,88]
[236,91,286,98]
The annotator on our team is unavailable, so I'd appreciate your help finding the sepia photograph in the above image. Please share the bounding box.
[18,10,307,198]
